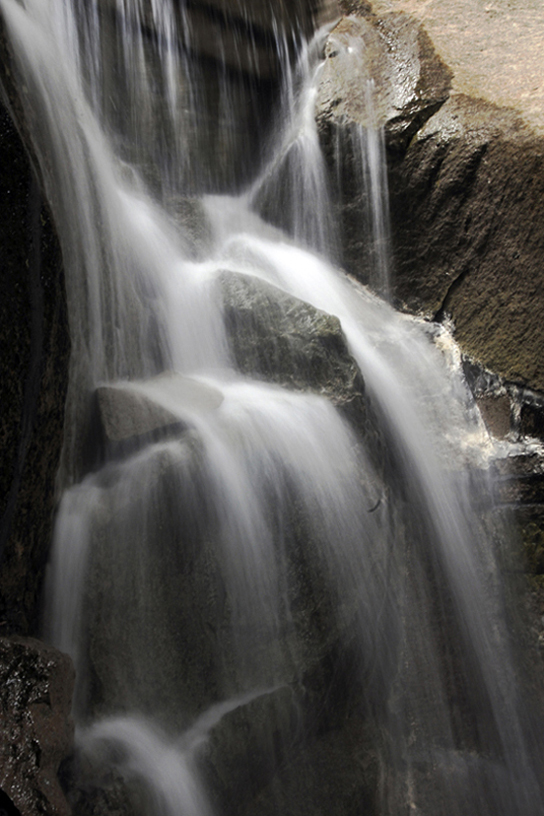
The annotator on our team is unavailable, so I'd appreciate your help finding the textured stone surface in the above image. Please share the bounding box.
[218,271,367,428]
[476,394,511,440]
[317,13,452,153]
[366,0,544,136]
[0,637,74,816]
[318,1,544,393]
[0,93,70,634]
[316,11,451,290]
[96,374,223,443]
[211,699,378,816]
[100,0,340,78]
[388,94,544,393]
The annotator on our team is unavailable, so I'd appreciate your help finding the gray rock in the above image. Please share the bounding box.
[238,713,379,816]
[85,434,230,725]
[316,13,452,154]
[0,42,70,636]
[387,93,544,392]
[476,394,512,440]
[96,387,180,444]
[168,197,214,261]
[95,372,224,443]
[218,271,367,430]
[315,12,451,291]
[0,637,74,816]
[84,428,363,728]
[203,686,379,816]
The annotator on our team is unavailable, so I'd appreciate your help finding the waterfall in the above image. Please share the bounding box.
[1,1,543,814]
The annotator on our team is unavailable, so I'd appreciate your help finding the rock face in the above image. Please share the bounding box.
[218,271,367,428]
[0,637,74,816]
[0,32,72,816]
[388,95,544,391]
[317,13,452,154]
[316,1,544,396]
[0,93,70,633]
[205,687,377,816]
[71,271,378,815]
[316,3,544,742]
[100,0,340,80]
[92,372,224,464]
[316,11,452,291]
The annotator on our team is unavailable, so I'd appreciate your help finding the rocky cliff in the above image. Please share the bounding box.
[0,36,70,638]
[316,0,544,666]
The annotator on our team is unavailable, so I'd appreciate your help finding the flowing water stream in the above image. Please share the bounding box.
[1,1,543,814]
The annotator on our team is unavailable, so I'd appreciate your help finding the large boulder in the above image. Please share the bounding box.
[0,637,74,816]
[76,275,381,813]
[88,372,225,466]
[317,13,452,154]
[388,95,544,390]
[316,11,452,292]
[317,0,544,394]
[204,687,378,816]
[218,271,367,430]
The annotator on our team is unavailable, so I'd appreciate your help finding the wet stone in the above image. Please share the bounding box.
[521,402,544,442]
[87,372,225,468]
[476,394,512,439]
[316,14,452,153]
[218,270,367,431]
[0,637,74,816]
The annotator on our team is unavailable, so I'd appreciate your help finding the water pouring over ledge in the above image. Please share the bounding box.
[1,0,543,814]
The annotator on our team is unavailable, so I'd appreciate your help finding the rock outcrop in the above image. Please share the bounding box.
[218,271,367,429]
[388,96,544,392]
[88,372,224,468]
[0,61,70,634]
[0,31,73,816]
[317,13,452,154]
[315,1,544,710]
[316,0,544,396]
[0,637,74,816]
[316,11,452,292]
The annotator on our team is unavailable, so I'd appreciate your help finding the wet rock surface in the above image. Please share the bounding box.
[96,385,182,444]
[388,94,544,392]
[318,1,544,394]
[61,759,137,816]
[95,374,223,442]
[218,271,367,429]
[317,13,452,153]
[0,96,70,633]
[316,10,451,290]
[0,637,74,816]
[366,0,544,137]
[237,709,378,816]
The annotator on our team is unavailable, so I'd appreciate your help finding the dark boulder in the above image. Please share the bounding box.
[0,637,74,816]
[317,1,544,394]
[387,94,544,394]
[205,688,378,816]
[218,270,367,430]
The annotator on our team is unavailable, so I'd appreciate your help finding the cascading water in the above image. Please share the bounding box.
[1,1,543,814]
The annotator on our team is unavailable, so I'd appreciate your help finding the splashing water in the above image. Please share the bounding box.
[1,0,543,814]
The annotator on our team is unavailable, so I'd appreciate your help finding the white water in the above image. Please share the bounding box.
[2,0,543,814]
